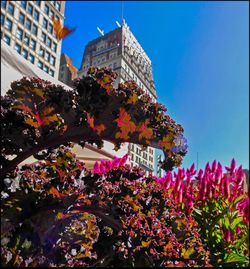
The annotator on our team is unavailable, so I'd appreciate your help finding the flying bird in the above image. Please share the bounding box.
[52,16,76,40]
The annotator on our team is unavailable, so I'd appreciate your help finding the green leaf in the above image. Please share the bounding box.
[232,194,246,206]
[224,253,249,264]
[230,216,243,230]
[224,216,230,229]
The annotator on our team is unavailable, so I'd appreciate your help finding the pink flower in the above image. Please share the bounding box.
[92,161,100,174]
[236,226,241,235]
[224,229,231,242]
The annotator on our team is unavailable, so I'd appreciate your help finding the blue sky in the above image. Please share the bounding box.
[62,1,249,170]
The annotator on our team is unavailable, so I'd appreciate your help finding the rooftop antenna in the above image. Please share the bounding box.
[97,26,104,36]
[116,21,121,27]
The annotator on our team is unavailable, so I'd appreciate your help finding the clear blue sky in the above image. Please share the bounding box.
[62,1,249,170]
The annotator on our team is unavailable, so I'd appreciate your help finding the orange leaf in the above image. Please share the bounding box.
[158,134,174,151]
[127,93,138,104]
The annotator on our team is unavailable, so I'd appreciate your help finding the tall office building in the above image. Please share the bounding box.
[1,0,65,79]
[78,22,157,173]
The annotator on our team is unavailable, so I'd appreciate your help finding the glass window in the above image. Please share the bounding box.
[14,43,21,54]
[1,14,4,26]
[5,18,13,32]
[34,10,39,22]
[19,12,25,24]
[43,18,48,29]
[16,28,23,40]
[38,61,43,69]
[49,10,54,19]
[44,4,49,15]
[24,33,30,46]
[27,3,33,15]
[49,69,55,77]
[55,2,60,11]
[41,32,46,43]
[32,24,38,35]
[44,65,49,73]
[25,18,31,30]
[3,34,10,45]
[35,1,41,7]
[20,1,27,10]
[48,23,53,34]
[30,39,36,51]
[52,42,57,53]
[47,37,52,48]
[50,55,55,66]
[1,1,7,9]
[8,2,15,15]
[29,54,35,64]
[39,46,45,57]
[45,51,50,61]
[22,49,28,59]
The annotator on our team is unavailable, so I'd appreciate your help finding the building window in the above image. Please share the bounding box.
[42,17,48,29]
[25,18,31,30]
[49,10,54,19]
[50,55,55,66]
[14,43,21,54]
[18,12,25,25]
[44,65,49,73]
[20,1,27,10]
[52,42,57,53]
[30,39,36,51]
[35,1,41,7]
[1,14,4,26]
[24,33,30,46]
[29,54,35,64]
[55,1,61,11]
[39,46,45,57]
[16,28,23,41]
[3,34,10,45]
[47,37,52,48]
[41,32,46,43]
[48,23,53,34]
[44,4,49,15]
[7,2,15,15]
[38,61,43,69]
[5,18,13,32]
[32,24,38,35]
[49,69,55,77]
[27,3,33,15]
[34,10,39,22]
[22,49,28,59]
[45,51,50,62]
[1,1,7,9]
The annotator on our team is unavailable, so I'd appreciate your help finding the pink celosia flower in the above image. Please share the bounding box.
[224,229,231,242]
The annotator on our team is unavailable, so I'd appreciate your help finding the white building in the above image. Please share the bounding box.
[1,0,65,79]
[78,22,157,173]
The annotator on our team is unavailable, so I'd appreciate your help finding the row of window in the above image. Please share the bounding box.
[37,60,55,77]
[39,46,56,66]
[2,14,57,55]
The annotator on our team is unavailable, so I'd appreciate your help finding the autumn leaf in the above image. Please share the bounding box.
[141,240,151,248]
[127,93,138,104]
[48,186,65,198]
[115,108,136,140]
[87,113,106,135]
[137,119,153,142]
[181,247,195,259]
[158,134,174,151]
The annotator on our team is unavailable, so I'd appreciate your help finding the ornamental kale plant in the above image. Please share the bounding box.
[1,147,249,267]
